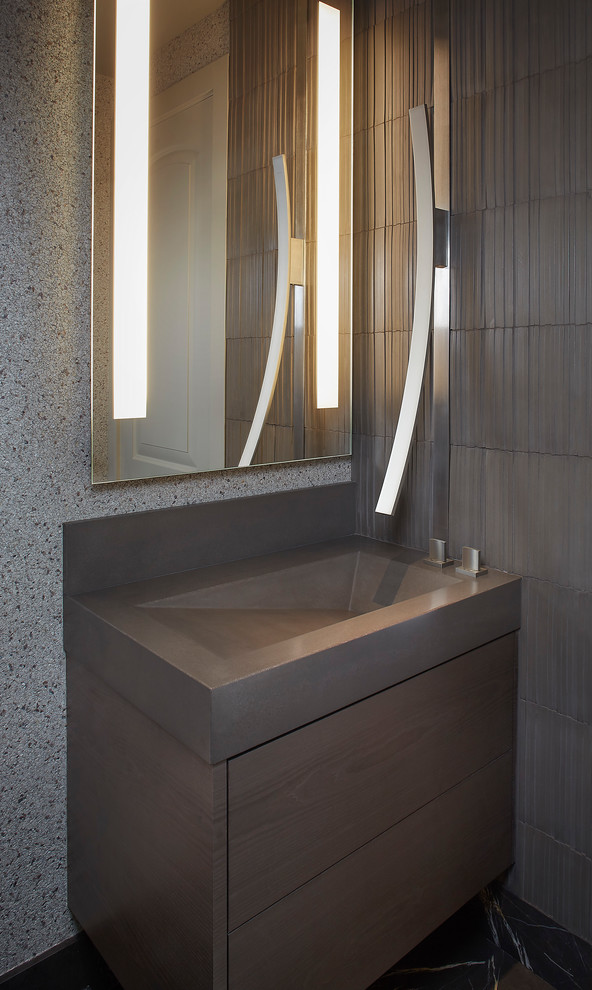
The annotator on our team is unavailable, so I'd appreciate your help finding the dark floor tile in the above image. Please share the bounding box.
[483,886,592,990]
[501,963,556,990]
[365,897,515,989]
[4,888,589,990]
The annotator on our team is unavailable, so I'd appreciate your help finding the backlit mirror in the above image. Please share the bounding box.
[91,0,352,483]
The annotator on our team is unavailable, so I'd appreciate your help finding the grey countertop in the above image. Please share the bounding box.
[64,535,521,764]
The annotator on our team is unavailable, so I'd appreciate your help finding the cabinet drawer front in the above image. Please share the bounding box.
[228,635,515,928]
[228,753,513,990]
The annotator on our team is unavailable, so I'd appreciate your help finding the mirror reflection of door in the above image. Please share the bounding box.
[119,57,228,479]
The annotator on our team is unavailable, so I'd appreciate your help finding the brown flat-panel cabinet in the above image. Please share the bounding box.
[67,634,515,990]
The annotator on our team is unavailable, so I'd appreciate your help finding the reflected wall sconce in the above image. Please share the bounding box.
[239,156,303,468]
[111,0,150,420]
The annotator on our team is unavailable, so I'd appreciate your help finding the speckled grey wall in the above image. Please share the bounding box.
[153,0,229,94]
[0,0,349,974]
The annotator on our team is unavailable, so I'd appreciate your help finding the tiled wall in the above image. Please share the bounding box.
[0,0,349,975]
[449,0,592,941]
[354,0,592,943]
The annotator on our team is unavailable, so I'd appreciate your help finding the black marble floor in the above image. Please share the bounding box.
[2,886,590,990]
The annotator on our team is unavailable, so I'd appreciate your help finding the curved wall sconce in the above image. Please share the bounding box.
[375,104,434,516]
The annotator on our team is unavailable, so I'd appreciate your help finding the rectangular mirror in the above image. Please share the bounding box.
[92,0,352,483]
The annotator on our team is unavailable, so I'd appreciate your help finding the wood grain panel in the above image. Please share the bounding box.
[67,659,227,990]
[228,634,515,928]
[228,752,514,990]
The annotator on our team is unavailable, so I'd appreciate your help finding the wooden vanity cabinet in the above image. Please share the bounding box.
[67,634,515,990]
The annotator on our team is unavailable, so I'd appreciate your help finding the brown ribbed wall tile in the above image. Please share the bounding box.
[510,200,530,327]
[444,0,592,942]
[450,328,482,448]
[513,76,530,203]
[450,211,484,330]
[521,578,592,723]
[391,438,432,549]
[529,0,592,77]
[480,326,528,451]
[519,701,592,858]
[390,222,415,329]
[484,449,529,574]
[526,453,572,587]
[568,455,592,592]
[448,444,485,557]
[510,821,592,944]
[481,206,514,328]
[569,325,592,456]
[390,115,414,224]
[353,232,372,332]
[528,326,570,454]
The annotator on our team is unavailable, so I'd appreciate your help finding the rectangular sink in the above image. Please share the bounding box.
[139,543,462,658]
[64,532,520,763]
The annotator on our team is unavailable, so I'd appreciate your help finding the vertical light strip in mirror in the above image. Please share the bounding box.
[316,1,340,409]
[112,0,150,420]
[375,105,434,516]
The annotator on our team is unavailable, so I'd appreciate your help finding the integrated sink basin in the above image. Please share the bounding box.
[139,541,463,657]
[64,528,520,763]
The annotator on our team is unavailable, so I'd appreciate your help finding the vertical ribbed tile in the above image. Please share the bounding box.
[520,702,592,858]
[447,0,592,944]
[512,76,529,203]
[569,326,592,457]
[528,326,570,454]
[448,444,485,557]
[511,325,530,451]
[449,328,482,447]
[510,822,592,943]
[526,453,572,586]
[484,449,528,573]
[568,454,592,592]
[573,190,591,326]
[512,200,531,328]
[521,578,592,723]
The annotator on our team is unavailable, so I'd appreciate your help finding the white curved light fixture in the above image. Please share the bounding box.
[112,0,150,420]
[239,155,292,468]
[375,104,434,516]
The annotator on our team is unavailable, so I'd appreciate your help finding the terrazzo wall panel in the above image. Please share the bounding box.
[0,0,349,974]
